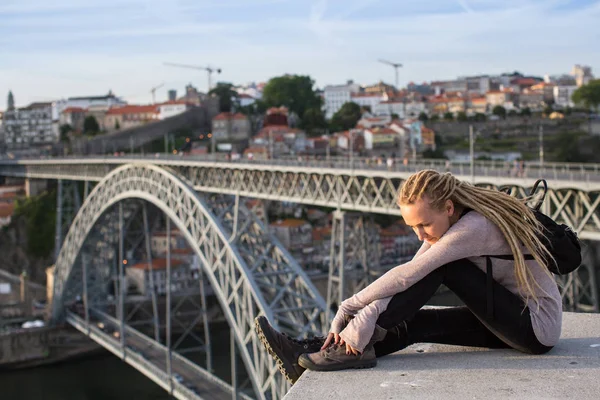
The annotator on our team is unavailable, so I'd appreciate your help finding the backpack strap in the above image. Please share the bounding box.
[486,256,494,320]
[530,179,548,211]
[484,254,535,260]
[483,253,535,320]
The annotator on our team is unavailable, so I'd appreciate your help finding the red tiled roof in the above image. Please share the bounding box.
[213,112,247,121]
[244,146,268,154]
[238,93,255,99]
[61,107,87,114]
[270,219,309,228]
[106,105,158,115]
[129,258,185,270]
[0,203,16,218]
[351,92,381,98]
[159,100,190,106]
[367,127,396,135]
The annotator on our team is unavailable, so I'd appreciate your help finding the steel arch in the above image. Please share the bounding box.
[51,164,325,400]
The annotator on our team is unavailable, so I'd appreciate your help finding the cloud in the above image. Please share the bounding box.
[1,0,599,109]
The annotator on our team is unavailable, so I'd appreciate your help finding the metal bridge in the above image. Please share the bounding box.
[0,156,599,400]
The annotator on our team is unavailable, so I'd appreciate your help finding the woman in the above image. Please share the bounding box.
[256,170,562,382]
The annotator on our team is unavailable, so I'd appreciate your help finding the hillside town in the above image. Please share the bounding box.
[0,64,596,164]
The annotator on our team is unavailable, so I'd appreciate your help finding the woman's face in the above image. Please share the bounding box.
[400,196,454,245]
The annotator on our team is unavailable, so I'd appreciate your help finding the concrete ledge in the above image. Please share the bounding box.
[284,312,600,400]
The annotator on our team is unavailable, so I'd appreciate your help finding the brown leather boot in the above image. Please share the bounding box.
[297,324,387,371]
[255,316,325,384]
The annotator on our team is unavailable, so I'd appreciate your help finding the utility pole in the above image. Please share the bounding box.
[164,62,222,91]
[268,129,274,159]
[378,59,403,91]
[539,123,544,169]
[469,125,475,183]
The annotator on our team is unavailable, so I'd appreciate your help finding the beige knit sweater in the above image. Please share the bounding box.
[331,211,562,352]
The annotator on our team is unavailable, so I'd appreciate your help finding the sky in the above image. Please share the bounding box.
[1,0,599,110]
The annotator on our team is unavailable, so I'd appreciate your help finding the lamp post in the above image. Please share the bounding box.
[469,125,475,183]
[539,123,544,169]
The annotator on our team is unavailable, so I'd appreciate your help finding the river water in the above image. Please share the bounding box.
[0,323,236,400]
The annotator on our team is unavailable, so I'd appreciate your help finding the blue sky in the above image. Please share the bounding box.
[1,0,599,109]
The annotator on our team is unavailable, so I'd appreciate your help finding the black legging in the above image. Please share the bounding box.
[373,259,553,357]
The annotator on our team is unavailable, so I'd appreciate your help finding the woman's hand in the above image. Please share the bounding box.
[321,332,341,350]
[321,332,360,355]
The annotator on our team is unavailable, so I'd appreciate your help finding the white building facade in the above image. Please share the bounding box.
[323,81,361,119]
[158,101,190,120]
[53,91,127,120]
[553,86,578,108]
[2,103,58,148]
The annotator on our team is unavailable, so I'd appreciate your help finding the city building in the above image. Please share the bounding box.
[335,129,365,153]
[0,202,15,228]
[466,96,488,115]
[323,80,361,119]
[356,115,391,129]
[351,92,384,112]
[212,112,251,142]
[2,102,58,148]
[485,89,516,109]
[126,258,196,295]
[104,104,159,132]
[364,81,396,95]
[53,91,127,118]
[530,82,556,104]
[59,107,87,132]
[373,100,406,118]
[168,90,177,102]
[363,127,397,151]
[553,85,578,108]
[571,65,594,87]
[158,101,191,120]
[518,90,545,110]
[150,229,187,255]
[269,219,312,251]
[238,93,256,107]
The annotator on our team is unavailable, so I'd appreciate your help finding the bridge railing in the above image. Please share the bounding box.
[2,153,600,181]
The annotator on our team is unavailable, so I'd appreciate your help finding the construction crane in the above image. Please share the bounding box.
[378,59,403,91]
[150,82,165,104]
[163,62,222,92]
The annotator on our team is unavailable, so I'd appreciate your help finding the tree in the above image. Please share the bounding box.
[329,102,362,132]
[208,82,239,113]
[301,107,327,136]
[508,109,518,117]
[520,107,532,117]
[572,79,600,112]
[418,112,428,122]
[443,112,454,121]
[572,79,600,134]
[262,75,322,119]
[456,111,467,122]
[59,124,72,142]
[543,105,554,117]
[430,114,440,122]
[474,113,487,122]
[391,113,400,120]
[492,105,506,119]
[83,116,100,135]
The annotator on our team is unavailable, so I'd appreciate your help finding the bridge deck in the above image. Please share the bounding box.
[284,312,600,400]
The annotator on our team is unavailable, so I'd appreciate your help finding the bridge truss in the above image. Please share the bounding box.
[0,158,599,399]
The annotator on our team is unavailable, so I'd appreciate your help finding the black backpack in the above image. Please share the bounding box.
[486,179,582,275]
[482,179,582,318]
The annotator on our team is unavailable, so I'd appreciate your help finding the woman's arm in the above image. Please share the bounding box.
[341,212,494,313]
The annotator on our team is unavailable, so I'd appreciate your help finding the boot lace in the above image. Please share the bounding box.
[282,333,324,348]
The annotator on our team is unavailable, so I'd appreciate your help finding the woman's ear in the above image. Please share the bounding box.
[446,199,454,217]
